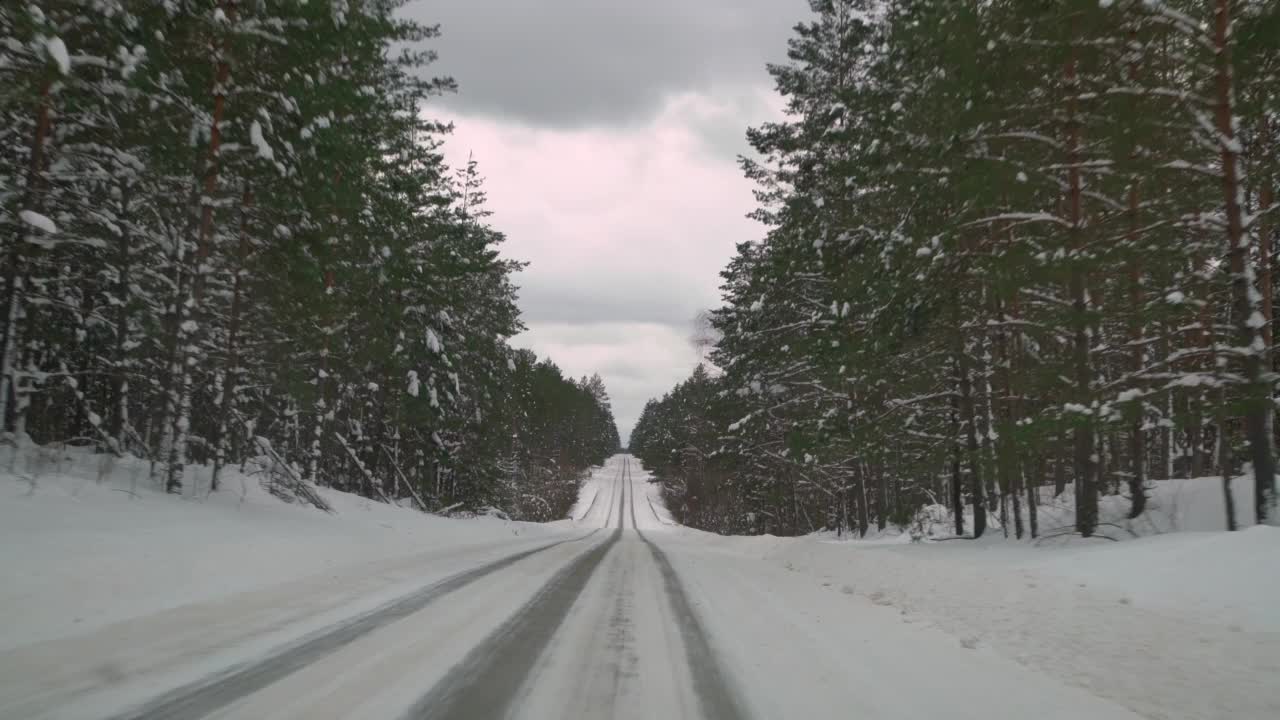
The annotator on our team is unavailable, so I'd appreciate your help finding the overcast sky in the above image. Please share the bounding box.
[406,0,804,443]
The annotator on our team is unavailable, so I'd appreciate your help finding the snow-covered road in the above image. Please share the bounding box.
[2,455,1183,719]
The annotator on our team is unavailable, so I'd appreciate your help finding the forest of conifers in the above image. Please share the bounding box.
[632,0,1280,538]
[1,1,618,520]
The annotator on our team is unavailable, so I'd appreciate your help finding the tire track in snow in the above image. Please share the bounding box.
[107,531,600,720]
[406,467,627,719]
[574,486,601,522]
[627,457,746,720]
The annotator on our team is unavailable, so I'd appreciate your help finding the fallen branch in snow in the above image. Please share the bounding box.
[58,367,124,459]
[335,433,393,506]
[1096,522,1140,538]
[380,445,427,512]
[232,410,332,512]
[1034,527,1121,545]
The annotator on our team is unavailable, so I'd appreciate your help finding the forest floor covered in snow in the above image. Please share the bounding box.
[0,443,568,653]
[1,445,1276,720]
[659,473,1280,720]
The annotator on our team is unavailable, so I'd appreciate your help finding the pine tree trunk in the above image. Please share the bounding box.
[212,188,252,492]
[155,168,204,485]
[308,270,336,485]
[110,182,133,451]
[1055,436,1068,496]
[1188,271,1211,480]
[1066,47,1097,537]
[1128,183,1148,517]
[993,285,1023,538]
[168,0,237,492]
[1219,396,1237,532]
[1160,328,1174,479]
[1011,478,1023,540]
[1027,457,1041,539]
[875,461,887,531]
[1,81,53,435]
[855,462,869,537]
[1256,116,1276,522]
[958,342,986,538]
[1213,0,1275,523]
[1211,318,1237,531]
[950,377,965,536]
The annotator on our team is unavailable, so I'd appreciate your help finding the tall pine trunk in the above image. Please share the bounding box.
[1255,115,1276,522]
[950,376,965,536]
[1066,47,1098,537]
[212,188,252,492]
[958,339,986,538]
[308,269,337,485]
[109,182,133,451]
[1,81,53,435]
[168,0,237,492]
[1128,183,1148,517]
[1213,0,1275,523]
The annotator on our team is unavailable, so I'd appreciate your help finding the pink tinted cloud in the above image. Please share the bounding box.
[437,87,780,439]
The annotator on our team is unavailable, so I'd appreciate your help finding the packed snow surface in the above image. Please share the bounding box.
[1,448,1275,719]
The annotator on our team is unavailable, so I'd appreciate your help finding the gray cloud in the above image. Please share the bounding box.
[410,0,805,127]
[420,0,801,442]
[517,279,705,327]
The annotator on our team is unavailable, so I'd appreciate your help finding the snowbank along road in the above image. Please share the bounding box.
[2,455,1159,720]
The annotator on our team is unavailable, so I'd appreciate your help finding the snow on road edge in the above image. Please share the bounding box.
[0,446,569,651]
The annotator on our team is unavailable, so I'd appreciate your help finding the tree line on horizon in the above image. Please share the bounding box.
[633,0,1279,538]
[1,1,618,520]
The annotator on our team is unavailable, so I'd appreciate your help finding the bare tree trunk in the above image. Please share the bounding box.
[1027,457,1041,539]
[1,81,52,434]
[1128,182,1148,517]
[1256,115,1276,522]
[1055,435,1068,496]
[950,376,965,536]
[1066,47,1098,537]
[855,461,869,537]
[1220,402,1237,531]
[958,341,986,538]
[168,0,238,493]
[212,188,252,491]
[1160,327,1174,479]
[875,460,887,532]
[1213,0,1275,523]
[151,207,192,486]
[992,294,1013,539]
[1208,297,1237,531]
[109,182,133,451]
[308,269,335,486]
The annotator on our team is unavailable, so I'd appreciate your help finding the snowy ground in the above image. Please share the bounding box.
[0,445,565,651]
[1,447,1275,719]
[649,466,1280,720]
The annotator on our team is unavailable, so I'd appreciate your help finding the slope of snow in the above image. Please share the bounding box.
[6,447,1274,720]
[892,474,1262,543]
[635,457,1279,720]
[0,443,567,652]
[663,536,1146,720]
[626,459,675,530]
[654,521,1279,720]
[565,455,622,527]
[1030,526,1280,631]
